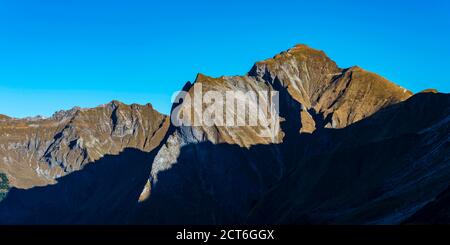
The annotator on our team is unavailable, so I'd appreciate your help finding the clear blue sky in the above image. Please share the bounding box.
[0,0,449,117]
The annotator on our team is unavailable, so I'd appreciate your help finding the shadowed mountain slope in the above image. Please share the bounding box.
[0,148,157,224]
[133,92,450,224]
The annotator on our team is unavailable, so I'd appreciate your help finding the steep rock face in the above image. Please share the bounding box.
[0,101,169,189]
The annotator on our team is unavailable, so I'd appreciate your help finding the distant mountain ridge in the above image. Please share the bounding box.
[0,44,448,224]
[0,100,169,188]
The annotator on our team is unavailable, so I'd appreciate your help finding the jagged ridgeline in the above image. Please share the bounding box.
[0,173,9,202]
[0,101,169,189]
[0,44,448,224]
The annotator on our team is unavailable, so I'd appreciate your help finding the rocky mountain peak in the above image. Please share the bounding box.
[248,45,413,131]
[166,45,414,148]
[106,100,124,108]
[140,44,418,204]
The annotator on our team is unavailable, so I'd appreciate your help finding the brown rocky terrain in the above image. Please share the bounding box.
[0,101,169,189]
[0,44,448,225]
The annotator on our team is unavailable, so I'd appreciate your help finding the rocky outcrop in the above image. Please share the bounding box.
[0,173,8,202]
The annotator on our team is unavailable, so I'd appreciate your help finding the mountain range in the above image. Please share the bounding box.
[0,44,449,224]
